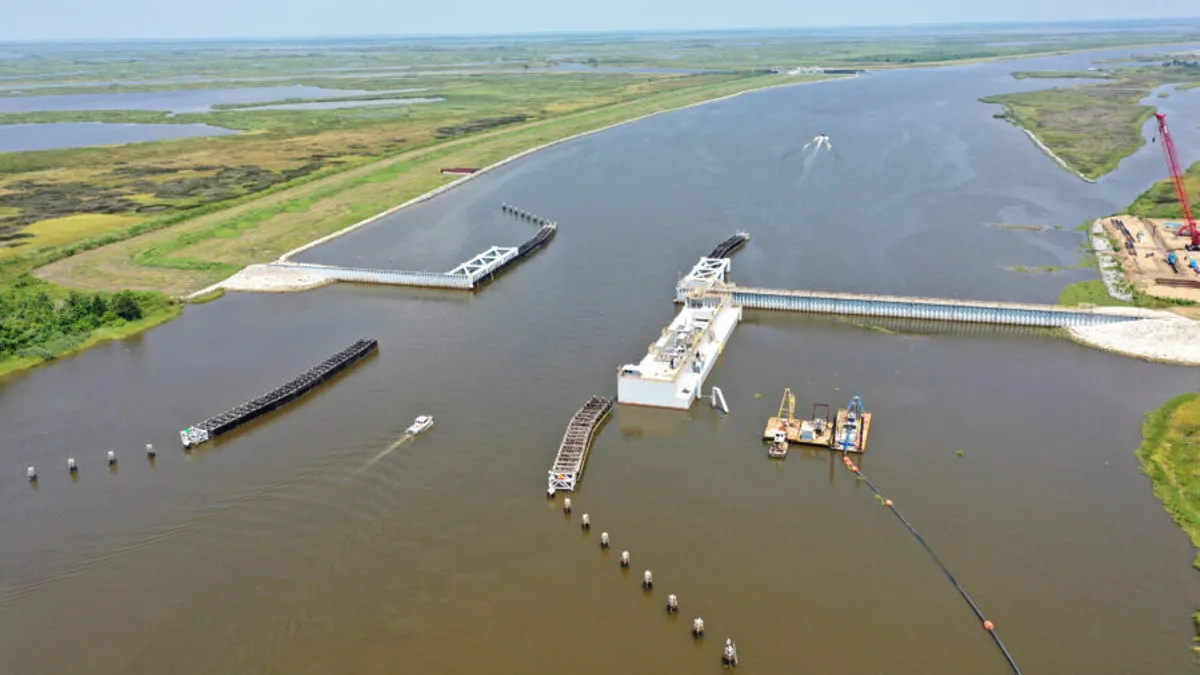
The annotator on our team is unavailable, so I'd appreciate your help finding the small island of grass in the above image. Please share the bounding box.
[1139,393,1200,568]
[981,61,1200,180]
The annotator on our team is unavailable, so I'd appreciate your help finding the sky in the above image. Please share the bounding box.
[1,0,1198,41]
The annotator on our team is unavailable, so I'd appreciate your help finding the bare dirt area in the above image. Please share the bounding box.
[1101,215,1200,310]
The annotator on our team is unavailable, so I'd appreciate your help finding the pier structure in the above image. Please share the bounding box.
[180,339,378,448]
[228,204,556,293]
[548,396,614,494]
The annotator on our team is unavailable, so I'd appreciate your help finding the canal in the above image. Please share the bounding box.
[2,44,1199,674]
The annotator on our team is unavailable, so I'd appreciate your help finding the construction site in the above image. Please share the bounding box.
[1100,215,1200,306]
[1101,111,1200,315]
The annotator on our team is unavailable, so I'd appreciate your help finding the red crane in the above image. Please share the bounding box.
[1154,112,1200,251]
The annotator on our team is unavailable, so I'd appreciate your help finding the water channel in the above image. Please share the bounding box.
[1,45,1199,674]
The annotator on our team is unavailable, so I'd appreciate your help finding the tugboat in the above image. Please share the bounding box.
[405,414,434,436]
[763,388,796,457]
[767,427,789,459]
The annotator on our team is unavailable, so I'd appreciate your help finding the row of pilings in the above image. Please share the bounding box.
[554,496,738,668]
[501,203,556,228]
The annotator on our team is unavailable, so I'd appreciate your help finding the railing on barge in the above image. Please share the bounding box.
[548,396,614,495]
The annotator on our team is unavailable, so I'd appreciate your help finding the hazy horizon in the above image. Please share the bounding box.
[3,1,1200,43]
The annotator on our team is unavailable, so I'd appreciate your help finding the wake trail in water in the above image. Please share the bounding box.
[360,435,412,472]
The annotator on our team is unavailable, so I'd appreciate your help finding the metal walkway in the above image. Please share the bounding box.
[672,256,1143,328]
[266,203,555,291]
[725,285,1136,327]
[548,396,613,494]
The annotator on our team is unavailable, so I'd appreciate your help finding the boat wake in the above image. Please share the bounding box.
[360,435,413,471]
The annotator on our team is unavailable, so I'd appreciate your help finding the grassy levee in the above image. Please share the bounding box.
[1138,393,1200,568]
[37,73,834,295]
[981,66,1200,180]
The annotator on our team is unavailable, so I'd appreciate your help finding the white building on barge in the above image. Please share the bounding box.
[618,258,741,410]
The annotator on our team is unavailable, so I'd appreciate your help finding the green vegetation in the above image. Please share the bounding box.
[208,91,438,111]
[1137,393,1200,568]
[3,28,1199,375]
[0,110,181,125]
[1127,161,1200,219]
[1058,279,1133,307]
[186,287,224,304]
[0,72,757,256]
[1012,264,1067,274]
[1011,70,1113,79]
[0,274,179,377]
[981,64,1200,179]
[2,26,1198,88]
[36,73,822,295]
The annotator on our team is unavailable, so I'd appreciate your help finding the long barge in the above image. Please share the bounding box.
[707,231,750,259]
[180,339,378,448]
[475,222,557,287]
[548,396,614,495]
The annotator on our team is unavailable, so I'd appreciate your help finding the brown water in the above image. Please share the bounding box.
[3,45,1200,674]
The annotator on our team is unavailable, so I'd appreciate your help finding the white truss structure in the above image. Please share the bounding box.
[548,469,579,493]
[675,257,732,302]
[447,246,518,281]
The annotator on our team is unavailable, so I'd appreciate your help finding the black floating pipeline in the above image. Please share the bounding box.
[839,454,1023,675]
[180,339,378,449]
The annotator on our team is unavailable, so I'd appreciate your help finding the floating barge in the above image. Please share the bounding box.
[618,289,741,410]
[477,221,556,287]
[180,339,378,448]
[762,390,835,450]
[763,389,867,453]
[707,231,749,259]
[832,394,872,453]
[548,396,613,495]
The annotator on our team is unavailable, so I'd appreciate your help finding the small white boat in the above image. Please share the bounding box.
[405,415,433,436]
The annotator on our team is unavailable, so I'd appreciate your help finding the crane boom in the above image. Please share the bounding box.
[1154,112,1200,250]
